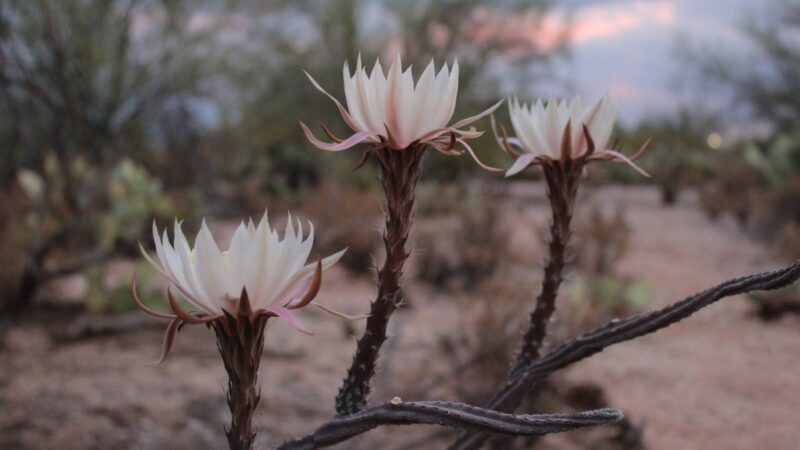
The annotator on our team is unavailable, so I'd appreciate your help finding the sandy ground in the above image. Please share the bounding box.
[1,183,798,450]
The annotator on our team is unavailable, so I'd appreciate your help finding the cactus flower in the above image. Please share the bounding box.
[134,212,345,363]
[496,96,648,177]
[301,54,501,170]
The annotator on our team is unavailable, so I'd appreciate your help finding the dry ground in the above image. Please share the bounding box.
[1,183,798,450]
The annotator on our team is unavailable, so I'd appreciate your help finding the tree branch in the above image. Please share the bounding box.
[449,258,800,450]
[273,400,622,450]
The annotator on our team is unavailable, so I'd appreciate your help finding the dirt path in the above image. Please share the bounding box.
[0,184,797,450]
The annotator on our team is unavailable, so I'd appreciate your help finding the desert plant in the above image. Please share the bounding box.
[134,58,800,450]
[136,215,346,449]
[753,176,800,255]
[0,0,215,312]
[701,135,800,254]
[563,205,652,332]
[698,158,764,225]
[106,159,174,244]
[2,154,192,314]
[565,277,652,329]
[615,109,717,205]
[85,262,163,316]
[302,53,504,416]
[744,134,800,187]
[272,92,799,450]
[0,182,35,311]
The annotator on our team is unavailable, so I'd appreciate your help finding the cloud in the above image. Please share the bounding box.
[467,1,675,54]
[570,1,675,44]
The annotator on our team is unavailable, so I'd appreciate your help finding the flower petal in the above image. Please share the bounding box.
[449,98,504,130]
[594,149,650,177]
[168,287,217,324]
[300,122,377,151]
[269,305,313,335]
[286,258,322,310]
[132,273,176,320]
[304,70,361,132]
[457,138,502,172]
[506,153,537,177]
[312,302,370,320]
[146,318,183,367]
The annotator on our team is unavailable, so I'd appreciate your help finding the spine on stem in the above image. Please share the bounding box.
[335,146,425,415]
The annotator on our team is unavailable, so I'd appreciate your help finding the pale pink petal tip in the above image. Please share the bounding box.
[313,302,370,320]
[598,149,650,177]
[269,305,314,335]
[505,154,537,177]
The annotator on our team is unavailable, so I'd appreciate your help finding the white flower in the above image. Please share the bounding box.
[343,55,458,147]
[497,96,646,177]
[509,96,617,159]
[139,212,345,330]
[301,54,502,170]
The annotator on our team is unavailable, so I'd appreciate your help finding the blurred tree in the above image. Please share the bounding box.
[679,0,800,248]
[617,109,718,205]
[0,0,215,312]
[0,0,219,185]
[210,0,568,195]
[0,0,570,312]
[680,0,800,134]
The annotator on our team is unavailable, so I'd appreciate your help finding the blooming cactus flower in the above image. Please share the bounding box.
[496,96,648,177]
[301,54,501,170]
[133,213,345,363]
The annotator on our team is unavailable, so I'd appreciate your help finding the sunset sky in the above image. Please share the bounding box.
[554,0,759,125]
[135,1,767,129]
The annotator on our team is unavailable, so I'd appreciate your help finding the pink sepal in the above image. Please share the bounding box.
[300,122,376,151]
[268,305,314,335]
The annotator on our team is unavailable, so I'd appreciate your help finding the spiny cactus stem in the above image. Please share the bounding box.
[214,314,268,450]
[335,145,426,415]
[512,160,582,377]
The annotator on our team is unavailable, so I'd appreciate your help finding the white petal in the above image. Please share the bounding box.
[411,59,437,139]
[443,59,459,126]
[194,221,227,310]
[397,65,417,144]
[384,54,404,142]
[227,222,250,294]
[343,61,369,131]
[356,56,383,133]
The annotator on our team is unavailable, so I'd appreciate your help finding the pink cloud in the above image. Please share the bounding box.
[467,8,569,54]
[571,1,675,44]
[609,81,645,101]
[607,80,673,105]
[466,1,675,54]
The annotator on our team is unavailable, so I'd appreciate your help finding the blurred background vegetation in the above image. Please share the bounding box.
[2,0,800,318]
[4,2,800,449]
